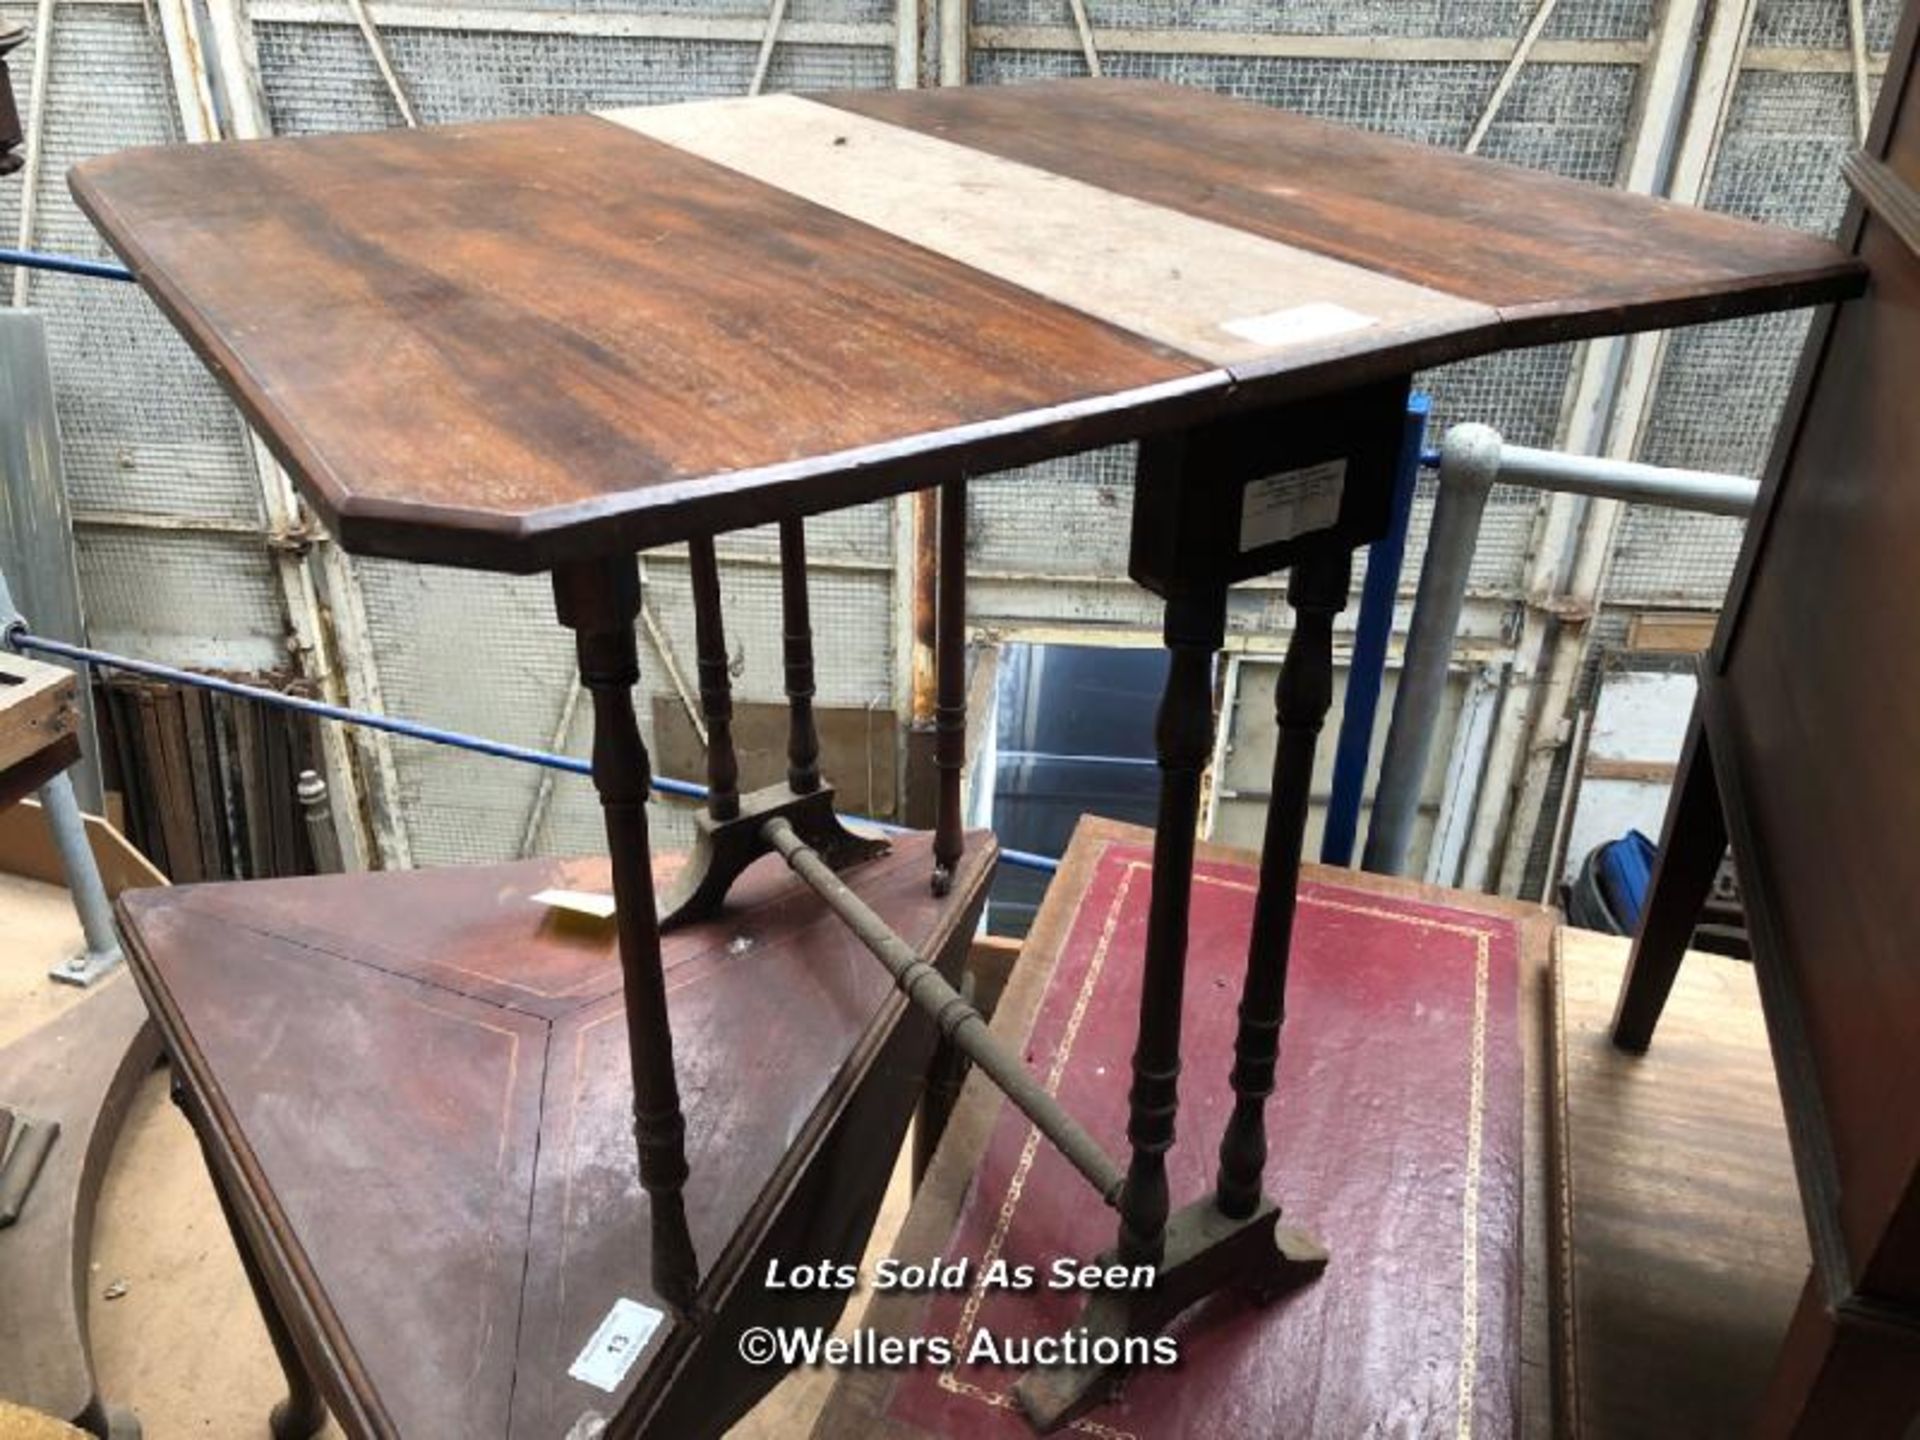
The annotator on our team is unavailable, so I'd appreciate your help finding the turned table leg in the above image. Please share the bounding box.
[171,1077,326,1440]
[1610,710,1726,1052]
[931,476,968,897]
[779,518,822,796]
[1215,549,1351,1218]
[687,534,741,822]
[553,557,701,1317]
[1114,585,1225,1269]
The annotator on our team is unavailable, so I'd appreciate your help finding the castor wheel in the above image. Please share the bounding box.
[103,1405,142,1440]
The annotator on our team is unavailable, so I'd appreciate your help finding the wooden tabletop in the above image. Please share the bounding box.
[71,79,1861,573]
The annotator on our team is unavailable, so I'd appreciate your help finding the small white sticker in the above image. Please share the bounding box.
[1218,301,1377,349]
[534,888,618,920]
[568,1298,664,1393]
[1239,459,1347,552]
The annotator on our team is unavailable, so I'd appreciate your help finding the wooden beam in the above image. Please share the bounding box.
[1464,0,1564,155]
[937,0,967,84]
[0,650,77,780]
[246,1,893,47]
[1062,0,1101,76]
[747,0,788,97]
[971,25,1649,65]
[1493,0,1760,897]
[345,0,421,126]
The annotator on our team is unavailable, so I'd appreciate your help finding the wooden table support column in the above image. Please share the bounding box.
[1016,554,1335,1430]
[779,517,822,795]
[687,534,740,822]
[1216,549,1351,1217]
[552,557,701,1318]
[656,527,888,928]
[931,477,967,896]
[1114,584,1222,1269]
[171,1075,329,1440]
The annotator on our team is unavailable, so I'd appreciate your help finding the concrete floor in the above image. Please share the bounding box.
[3,870,907,1439]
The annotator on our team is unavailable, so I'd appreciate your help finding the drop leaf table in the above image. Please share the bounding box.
[70,78,1858,1438]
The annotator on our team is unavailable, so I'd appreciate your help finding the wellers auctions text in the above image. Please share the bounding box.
[763,1327,1179,1369]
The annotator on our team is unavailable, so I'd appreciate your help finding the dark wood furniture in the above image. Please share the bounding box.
[1611,9,1920,1433]
[812,816,1558,1438]
[70,79,1858,1438]
[117,839,990,1439]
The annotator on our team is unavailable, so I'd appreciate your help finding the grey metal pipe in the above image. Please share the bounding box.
[1361,423,1758,878]
[43,770,124,984]
[0,565,122,985]
[1363,423,1501,876]
[761,815,1126,1204]
[1492,442,1760,517]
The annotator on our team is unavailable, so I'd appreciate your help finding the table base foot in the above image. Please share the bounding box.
[657,781,888,929]
[1013,1196,1327,1434]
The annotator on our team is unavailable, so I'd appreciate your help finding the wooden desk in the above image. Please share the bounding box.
[812,817,1556,1438]
[71,79,1859,1438]
[1611,8,1920,1433]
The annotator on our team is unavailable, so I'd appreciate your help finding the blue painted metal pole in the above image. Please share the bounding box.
[1320,392,1429,866]
[4,626,1062,875]
[0,247,136,282]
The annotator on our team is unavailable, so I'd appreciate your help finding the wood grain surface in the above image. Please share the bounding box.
[0,651,76,779]
[823,80,1864,349]
[1554,929,1805,1440]
[69,81,1862,572]
[116,831,995,1439]
[600,96,1492,368]
[1714,147,1920,1302]
[70,114,1205,572]
[812,815,1557,1440]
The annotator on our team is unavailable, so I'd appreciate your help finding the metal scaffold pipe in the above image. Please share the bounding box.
[1362,423,1502,877]
[1361,422,1760,879]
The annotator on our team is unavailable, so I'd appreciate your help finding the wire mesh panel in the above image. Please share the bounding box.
[245,8,905,866]
[255,23,893,133]
[1749,0,1901,51]
[0,2,278,671]
[972,0,1652,40]
[1616,65,1864,607]
[73,527,289,672]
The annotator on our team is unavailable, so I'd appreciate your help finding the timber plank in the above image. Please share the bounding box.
[0,651,76,784]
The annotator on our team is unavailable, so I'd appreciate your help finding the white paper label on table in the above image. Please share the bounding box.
[1239,459,1348,551]
[534,887,618,920]
[1219,302,1377,348]
[569,1298,664,1392]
